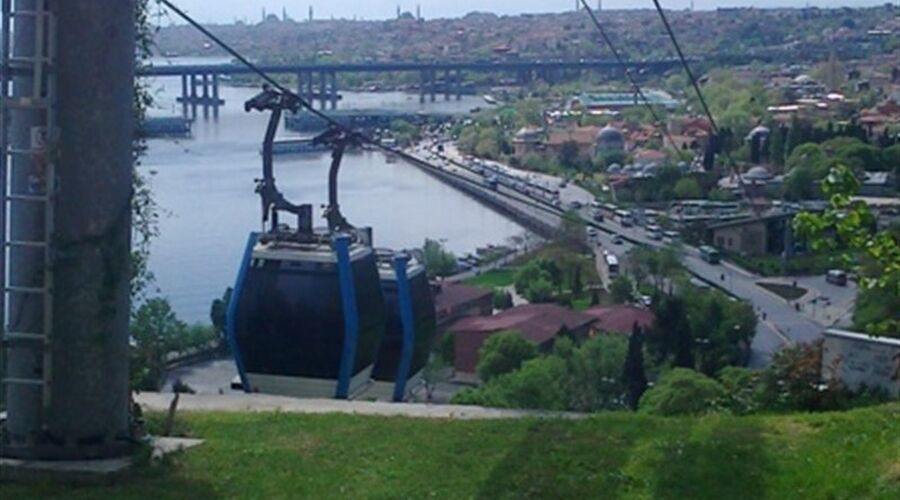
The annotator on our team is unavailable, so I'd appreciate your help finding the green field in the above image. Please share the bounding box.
[3,404,898,499]
[463,268,517,289]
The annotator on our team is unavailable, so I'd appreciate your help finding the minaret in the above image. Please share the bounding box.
[282,6,287,21]
[262,7,266,22]
[309,5,314,22]
[397,5,401,19]
[416,4,421,20]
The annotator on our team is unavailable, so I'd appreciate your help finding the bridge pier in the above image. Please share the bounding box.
[443,70,451,101]
[177,71,224,120]
[319,71,327,109]
[429,69,436,103]
[419,70,426,104]
[296,71,305,102]
[329,71,338,110]
[455,70,463,100]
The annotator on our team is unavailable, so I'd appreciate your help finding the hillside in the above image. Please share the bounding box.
[3,403,898,499]
[155,7,899,65]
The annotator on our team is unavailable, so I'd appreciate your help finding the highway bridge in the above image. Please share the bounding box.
[137,58,684,113]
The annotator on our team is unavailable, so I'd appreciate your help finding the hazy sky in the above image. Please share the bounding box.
[160,1,891,24]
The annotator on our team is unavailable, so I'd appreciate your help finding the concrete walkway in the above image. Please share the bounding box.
[136,392,584,420]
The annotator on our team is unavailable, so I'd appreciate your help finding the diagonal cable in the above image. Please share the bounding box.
[579,0,679,153]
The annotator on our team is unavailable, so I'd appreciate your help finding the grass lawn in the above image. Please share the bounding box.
[758,282,808,301]
[463,267,517,289]
[3,404,898,499]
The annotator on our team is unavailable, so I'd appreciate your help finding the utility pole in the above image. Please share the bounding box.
[1,0,135,460]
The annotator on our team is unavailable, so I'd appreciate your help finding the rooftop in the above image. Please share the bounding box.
[450,303,596,345]
[583,305,656,335]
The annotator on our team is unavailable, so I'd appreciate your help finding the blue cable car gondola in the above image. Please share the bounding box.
[369,250,437,401]
[227,87,386,399]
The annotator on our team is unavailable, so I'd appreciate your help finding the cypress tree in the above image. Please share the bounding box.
[769,123,786,167]
[622,322,648,410]
[670,298,695,369]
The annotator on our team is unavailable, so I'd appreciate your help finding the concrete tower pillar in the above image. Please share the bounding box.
[3,0,135,460]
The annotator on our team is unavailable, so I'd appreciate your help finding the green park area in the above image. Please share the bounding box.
[2,404,898,499]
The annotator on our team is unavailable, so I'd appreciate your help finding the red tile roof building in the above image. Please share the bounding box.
[433,282,493,327]
[583,305,656,335]
[449,304,596,373]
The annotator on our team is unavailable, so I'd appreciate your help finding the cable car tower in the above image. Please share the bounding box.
[0,0,57,437]
[2,0,134,460]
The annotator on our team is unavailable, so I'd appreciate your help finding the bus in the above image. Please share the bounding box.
[699,245,721,264]
[604,253,620,278]
[613,209,633,226]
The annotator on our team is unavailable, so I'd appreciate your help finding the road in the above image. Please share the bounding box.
[429,143,855,366]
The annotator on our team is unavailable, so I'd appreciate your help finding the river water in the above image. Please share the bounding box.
[141,64,524,324]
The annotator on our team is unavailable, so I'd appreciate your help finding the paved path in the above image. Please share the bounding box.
[136,392,583,420]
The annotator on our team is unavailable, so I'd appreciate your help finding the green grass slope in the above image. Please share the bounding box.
[3,404,898,499]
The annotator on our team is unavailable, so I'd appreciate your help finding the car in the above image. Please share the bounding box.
[663,230,680,240]
[647,230,662,241]
[826,269,847,286]
[568,200,583,210]
[612,234,624,245]
[587,227,598,238]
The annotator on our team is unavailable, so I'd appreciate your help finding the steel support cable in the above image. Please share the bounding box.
[648,0,759,214]
[578,0,679,153]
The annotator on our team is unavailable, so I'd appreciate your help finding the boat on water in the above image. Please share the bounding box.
[267,137,330,155]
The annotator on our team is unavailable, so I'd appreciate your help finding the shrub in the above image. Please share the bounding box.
[492,289,514,310]
[639,368,726,416]
[476,331,538,382]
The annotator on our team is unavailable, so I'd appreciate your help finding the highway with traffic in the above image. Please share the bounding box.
[410,139,856,367]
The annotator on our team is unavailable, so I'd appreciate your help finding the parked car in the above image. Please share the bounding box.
[826,269,847,286]
[612,234,624,245]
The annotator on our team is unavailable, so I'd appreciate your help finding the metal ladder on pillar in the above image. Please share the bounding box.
[0,0,57,415]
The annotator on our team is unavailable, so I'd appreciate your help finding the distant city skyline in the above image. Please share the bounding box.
[161,0,893,24]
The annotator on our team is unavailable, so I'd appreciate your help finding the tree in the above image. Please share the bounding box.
[523,276,555,303]
[476,331,538,382]
[622,323,648,410]
[514,258,562,303]
[758,341,827,412]
[452,355,569,411]
[609,275,634,304]
[769,123,786,167]
[559,210,588,252]
[422,238,458,278]
[673,177,702,199]
[210,287,233,344]
[672,302,695,369]
[390,119,420,146]
[794,165,900,335]
[639,368,726,416]
[558,140,581,169]
[558,335,628,412]
[454,335,627,412]
[492,289,514,310]
[783,164,817,201]
[648,294,693,367]
[131,298,188,390]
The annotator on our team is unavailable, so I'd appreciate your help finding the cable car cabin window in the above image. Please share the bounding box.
[235,250,385,381]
